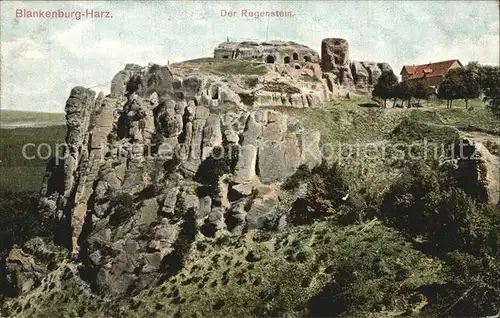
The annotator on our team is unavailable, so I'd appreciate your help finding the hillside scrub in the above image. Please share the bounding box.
[1,86,499,318]
[284,162,352,225]
[0,191,52,297]
[213,60,268,75]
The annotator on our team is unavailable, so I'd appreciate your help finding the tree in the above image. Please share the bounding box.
[481,66,500,118]
[393,81,414,107]
[439,68,464,108]
[438,78,454,108]
[460,69,480,109]
[380,161,481,252]
[372,71,398,107]
[463,63,499,116]
[287,162,350,225]
[412,79,433,105]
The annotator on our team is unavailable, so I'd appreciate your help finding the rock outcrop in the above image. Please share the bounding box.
[321,38,349,72]
[5,238,66,296]
[214,41,320,65]
[455,138,500,204]
[5,37,394,299]
[320,37,393,89]
[23,60,324,296]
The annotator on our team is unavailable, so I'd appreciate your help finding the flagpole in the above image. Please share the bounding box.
[266,16,269,41]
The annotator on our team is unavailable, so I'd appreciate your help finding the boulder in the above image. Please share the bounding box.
[299,131,322,169]
[110,70,131,98]
[361,61,382,85]
[258,140,287,183]
[349,61,370,87]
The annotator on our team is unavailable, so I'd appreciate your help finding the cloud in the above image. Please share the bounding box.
[1,37,43,60]
[51,20,93,56]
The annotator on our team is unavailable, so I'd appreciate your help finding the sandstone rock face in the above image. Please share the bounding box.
[25,60,325,296]
[319,38,393,89]
[214,41,320,65]
[361,61,382,85]
[456,139,500,204]
[321,38,349,72]
[350,60,370,87]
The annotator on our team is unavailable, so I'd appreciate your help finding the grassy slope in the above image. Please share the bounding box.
[271,98,498,196]
[171,57,268,75]
[0,126,66,193]
[0,110,65,124]
[4,221,443,317]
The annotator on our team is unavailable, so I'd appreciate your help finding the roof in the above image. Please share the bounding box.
[400,59,463,80]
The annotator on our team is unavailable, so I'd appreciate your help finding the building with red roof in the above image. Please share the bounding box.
[400,59,463,89]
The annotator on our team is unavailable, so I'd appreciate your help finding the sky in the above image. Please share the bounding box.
[1,0,499,113]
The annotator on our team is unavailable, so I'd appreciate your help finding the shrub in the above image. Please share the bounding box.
[0,192,51,257]
[300,75,321,82]
[287,162,350,225]
[148,63,161,73]
[307,223,439,317]
[244,76,259,88]
[422,251,500,317]
[108,193,136,226]
[390,117,460,145]
[380,160,488,253]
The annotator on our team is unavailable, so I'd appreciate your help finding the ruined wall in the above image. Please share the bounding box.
[214,41,320,65]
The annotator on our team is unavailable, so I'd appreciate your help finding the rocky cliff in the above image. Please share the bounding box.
[7,58,329,296]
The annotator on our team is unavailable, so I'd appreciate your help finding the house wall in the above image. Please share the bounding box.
[449,60,463,71]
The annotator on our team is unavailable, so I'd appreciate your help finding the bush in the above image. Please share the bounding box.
[422,251,500,317]
[287,162,350,225]
[108,193,136,226]
[380,160,493,253]
[307,222,440,317]
[244,76,259,88]
[300,75,321,82]
[0,191,51,257]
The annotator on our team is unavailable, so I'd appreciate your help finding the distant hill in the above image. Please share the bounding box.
[0,110,65,128]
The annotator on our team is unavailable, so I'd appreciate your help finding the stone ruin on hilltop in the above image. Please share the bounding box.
[214,41,321,65]
[214,38,394,89]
